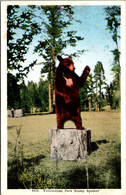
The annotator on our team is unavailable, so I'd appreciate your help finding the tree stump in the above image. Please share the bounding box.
[14,109,23,117]
[49,128,91,161]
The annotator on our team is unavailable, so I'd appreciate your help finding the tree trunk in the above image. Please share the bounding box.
[88,96,91,112]
[48,82,52,113]
[52,46,56,113]
[84,103,86,111]
[95,102,97,111]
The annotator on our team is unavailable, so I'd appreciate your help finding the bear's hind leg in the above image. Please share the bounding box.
[56,113,66,129]
[75,119,85,130]
[72,108,85,130]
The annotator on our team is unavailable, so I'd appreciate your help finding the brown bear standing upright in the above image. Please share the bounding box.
[54,55,90,130]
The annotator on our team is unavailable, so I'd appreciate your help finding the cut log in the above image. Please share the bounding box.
[49,128,91,161]
[14,109,23,117]
[7,110,13,117]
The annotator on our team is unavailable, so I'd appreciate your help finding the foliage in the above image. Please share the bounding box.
[7,5,40,81]
[7,5,84,81]
[31,5,84,80]
[37,79,49,112]
[79,82,89,111]
[79,62,108,112]
[80,63,108,112]
[79,74,94,111]
[105,82,120,109]
[19,171,58,189]
[105,6,120,89]
[8,142,121,189]
[7,5,40,110]
[20,80,49,113]
[20,82,31,113]
[93,61,106,110]
[8,125,24,188]
[7,6,121,111]
[8,73,21,109]
[30,5,85,112]
[7,5,85,112]
[105,6,121,109]
[105,6,120,45]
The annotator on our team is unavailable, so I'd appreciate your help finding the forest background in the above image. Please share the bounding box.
[7,5,121,114]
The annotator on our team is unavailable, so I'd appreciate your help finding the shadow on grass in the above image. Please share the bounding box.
[23,154,45,166]
[8,154,45,189]
[58,155,121,189]
[8,143,120,189]
[24,112,55,117]
[91,140,109,152]
[8,152,121,189]
[8,126,16,130]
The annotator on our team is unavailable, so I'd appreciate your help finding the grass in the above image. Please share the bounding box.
[8,110,121,189]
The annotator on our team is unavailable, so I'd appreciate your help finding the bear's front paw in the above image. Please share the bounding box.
[64,95,72,103]
[84,66,90,72]
[65,98,72,104]
[83,66,90,76]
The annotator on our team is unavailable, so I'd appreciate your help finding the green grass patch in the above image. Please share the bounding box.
[8,111,121,189]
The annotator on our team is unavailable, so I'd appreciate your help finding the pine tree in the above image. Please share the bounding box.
[94,61,106,111]
[105,6,120,90]
[105,6,121,109]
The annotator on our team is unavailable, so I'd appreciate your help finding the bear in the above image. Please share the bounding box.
[54,55,90,130]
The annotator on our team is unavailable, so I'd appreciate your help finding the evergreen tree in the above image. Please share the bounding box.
[105,6,121,109]
[105,82,120,109]
[79,73,94,111]
[20,80,49,113]
[94,61,106,111]
[86,73,95,111]
[79,80,89,111]
[105,6,120,90]
[37,79,49,112]
[8,73,21,109]
[26,81,37,113]
[20,82,31,113]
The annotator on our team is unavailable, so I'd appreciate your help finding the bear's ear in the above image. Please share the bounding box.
[68,56,72,59]
[57,55,63,62]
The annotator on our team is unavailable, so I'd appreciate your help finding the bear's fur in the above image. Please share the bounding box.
[54,55,90,129]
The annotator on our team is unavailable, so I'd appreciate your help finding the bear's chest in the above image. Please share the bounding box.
[63,72,77,88]
[63,73,79,96]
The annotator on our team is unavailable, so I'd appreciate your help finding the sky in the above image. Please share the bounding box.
[22,5,120,85]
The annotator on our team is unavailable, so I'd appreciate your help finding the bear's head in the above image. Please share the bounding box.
[57,56,75,72]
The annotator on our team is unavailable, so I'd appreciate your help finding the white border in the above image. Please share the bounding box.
[120,0,126,192]
[1,1,126,195]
